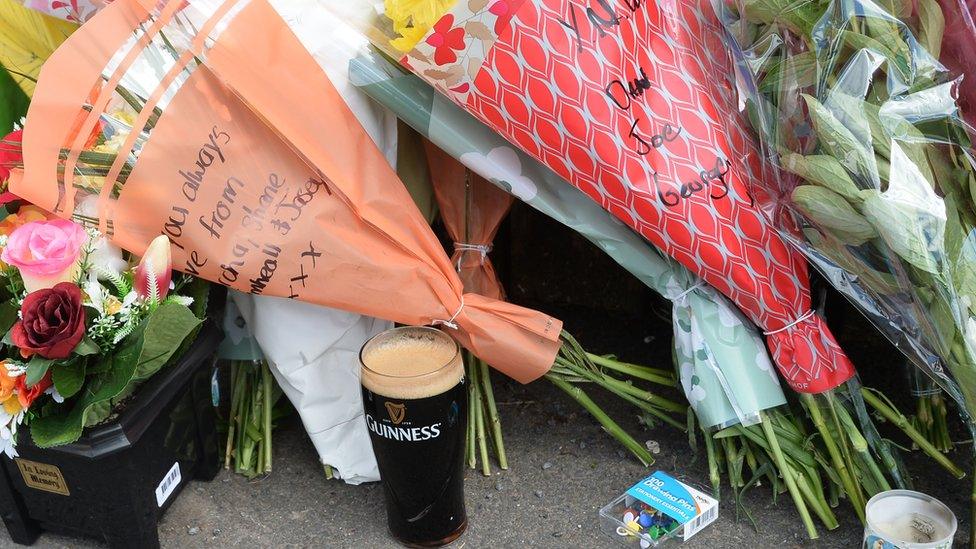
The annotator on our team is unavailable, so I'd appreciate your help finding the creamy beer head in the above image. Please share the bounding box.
[361,326,463,399]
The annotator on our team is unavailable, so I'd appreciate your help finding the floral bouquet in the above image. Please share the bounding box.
[349,49,855,534]
[0,194,206,455]
[10,0,699,468]
[717,0,976,528]
[329,0,935,531]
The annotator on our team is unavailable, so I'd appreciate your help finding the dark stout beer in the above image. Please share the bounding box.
[360,326,467,546]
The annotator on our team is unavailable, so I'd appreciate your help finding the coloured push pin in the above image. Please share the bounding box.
[624,518,641,534]
[638,511,653,528]
[622,509,638,524]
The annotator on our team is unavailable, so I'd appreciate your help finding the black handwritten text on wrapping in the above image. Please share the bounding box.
[656,157,731,207]
[554,1,737,209]
[164,124,332,296]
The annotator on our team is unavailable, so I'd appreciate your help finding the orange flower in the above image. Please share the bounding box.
[0,362,15,402]
[0,206,51,236]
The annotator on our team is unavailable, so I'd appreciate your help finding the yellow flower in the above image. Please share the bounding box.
[390,26,430,52]
[385,0,457,52]
[2,394,21,416]
[104,294,122,315]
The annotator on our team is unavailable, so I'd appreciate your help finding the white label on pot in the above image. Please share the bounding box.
[155,462,182,507]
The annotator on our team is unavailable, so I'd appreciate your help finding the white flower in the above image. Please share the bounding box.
[45,386,64,404]
[83,273,109,314]
[459,147,538,201]
[0,406,24,459]
[4,362,26,378]
[89,236,127,280]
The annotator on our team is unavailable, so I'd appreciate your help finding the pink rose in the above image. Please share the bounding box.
[1,220,87,292]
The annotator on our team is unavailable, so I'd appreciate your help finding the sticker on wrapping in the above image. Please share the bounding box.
[626,471,718,539]
[155,462,182,507]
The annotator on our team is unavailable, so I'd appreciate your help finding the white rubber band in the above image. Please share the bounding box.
[432,295,465,330]
[763,309,816,336]
[454,242,491,262]
[672,281,705,302]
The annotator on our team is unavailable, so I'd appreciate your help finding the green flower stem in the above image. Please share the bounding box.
[832,398,890,493]
[861,388,966,478]
[467,354,490,476]
[584,353,676,386]
[552,356,686,430]
[224,362,240,470]
[466,362,477,470]
[547,375,654,466]
[593,373,686,413]
[704,431,720,497]
[801,393,866,522]
[793,467,840,530]
[825,394,865,504]
[761,415,818,539]
[595,380,687,431]
[261,362,273,474]
[477,358,507,469]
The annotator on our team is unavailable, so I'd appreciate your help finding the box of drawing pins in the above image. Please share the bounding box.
[600,471,719,547]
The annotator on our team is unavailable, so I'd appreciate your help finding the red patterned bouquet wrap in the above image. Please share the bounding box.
[374,0,854,392]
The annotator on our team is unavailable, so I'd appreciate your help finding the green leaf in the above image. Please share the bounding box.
[861,187,946,275]
[0,301,19,338]
[52,359,86,400]
[916,0,945,59]
[29,302,202,447]
[0,63,29,135]
[802,94,875,183]
[129,302,202,385]
[780,153,862,204]
[740,0,827,36]
[759,51,818,94]
[25,356,54,388]
[792,185,877,244]
[72,336,100,357]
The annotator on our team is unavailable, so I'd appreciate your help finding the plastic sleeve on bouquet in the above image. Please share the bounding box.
[718,0,976,413]
[349,48,788,427]
[11,0,562,384]
[342,0,855,393]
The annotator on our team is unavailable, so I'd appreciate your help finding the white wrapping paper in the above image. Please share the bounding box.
[230,0,398,485]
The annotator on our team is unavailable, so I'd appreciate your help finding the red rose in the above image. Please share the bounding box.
[16,371,51,409]
[12,282,86,359]
[0,130,23,184]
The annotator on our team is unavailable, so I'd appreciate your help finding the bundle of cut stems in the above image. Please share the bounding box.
[909,369,954,453]
[224,360,286,478]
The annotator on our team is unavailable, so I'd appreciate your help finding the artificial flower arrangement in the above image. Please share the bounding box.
[0,174,208,456]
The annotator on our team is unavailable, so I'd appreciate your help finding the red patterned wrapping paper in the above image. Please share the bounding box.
[395,0,855,392]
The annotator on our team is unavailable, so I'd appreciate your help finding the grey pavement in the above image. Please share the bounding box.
[1,372,969,548]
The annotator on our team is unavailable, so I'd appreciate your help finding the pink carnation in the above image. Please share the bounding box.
[1,220,87,288]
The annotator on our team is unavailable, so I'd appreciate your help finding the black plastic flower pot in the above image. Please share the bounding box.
[0,320,222,548]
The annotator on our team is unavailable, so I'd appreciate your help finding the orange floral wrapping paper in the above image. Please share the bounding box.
[426,141,512,300]
[10,0,562,383]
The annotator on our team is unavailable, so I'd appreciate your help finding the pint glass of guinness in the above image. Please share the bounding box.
[360,326,467,546]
